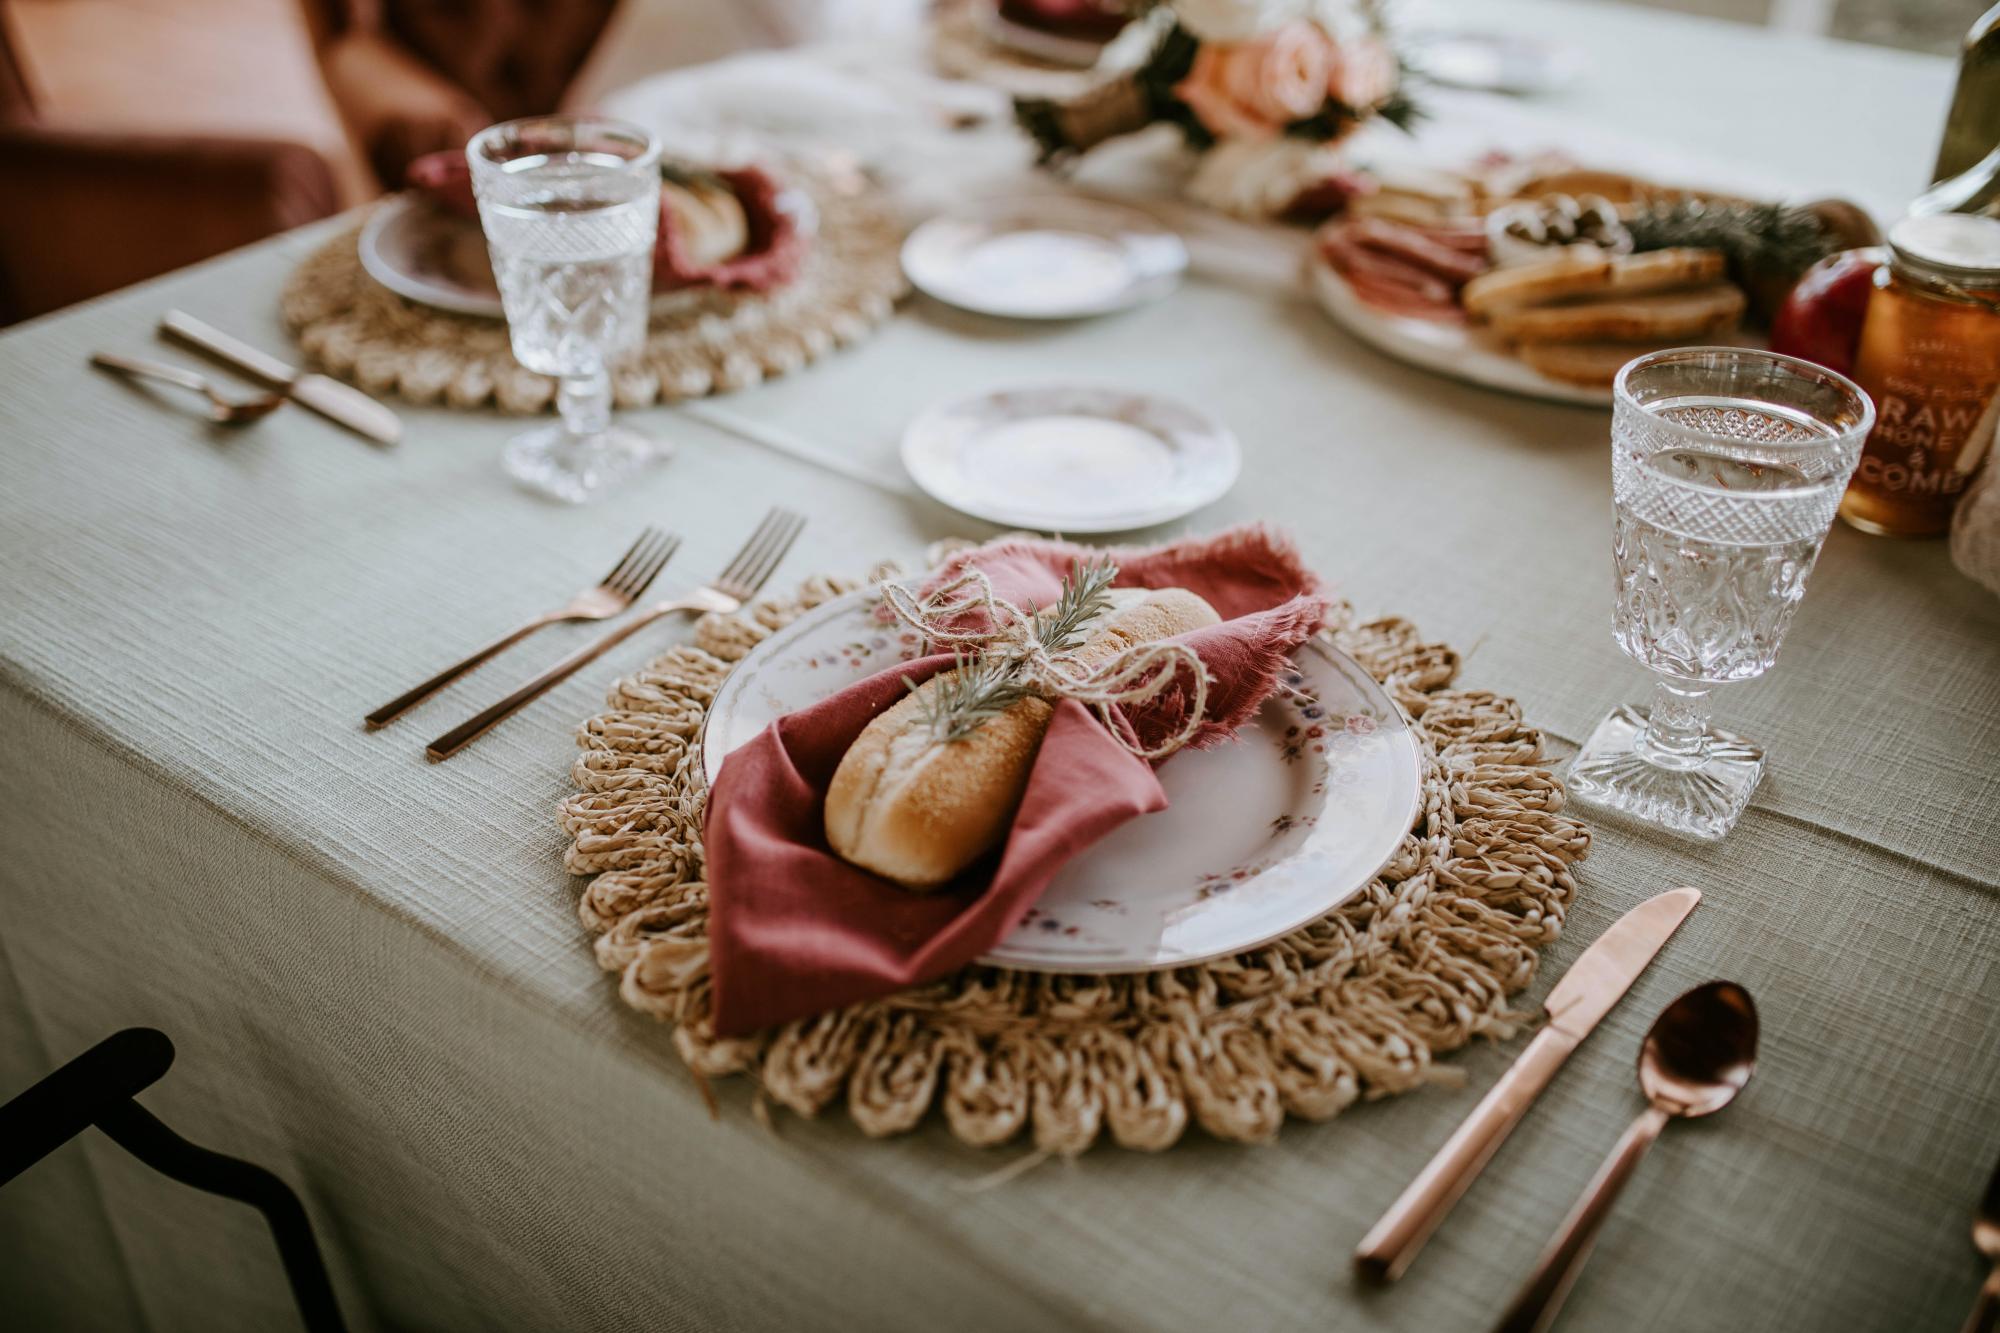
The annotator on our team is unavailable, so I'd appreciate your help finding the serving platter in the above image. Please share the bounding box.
[1308,253,1613,407]
[701,586,1424,974]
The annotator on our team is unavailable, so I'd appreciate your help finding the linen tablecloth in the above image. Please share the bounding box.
[2,3,1996,1330]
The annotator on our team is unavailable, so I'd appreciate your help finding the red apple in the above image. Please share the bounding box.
[1769,246,1885,377]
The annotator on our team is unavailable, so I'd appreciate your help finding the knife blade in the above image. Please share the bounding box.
[1352,886,1701,1284]
[160,310,402,446]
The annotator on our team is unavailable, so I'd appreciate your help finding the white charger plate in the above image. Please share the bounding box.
[902,383,1241,533]
[901,198,1187,319]
[700,587,1424,974]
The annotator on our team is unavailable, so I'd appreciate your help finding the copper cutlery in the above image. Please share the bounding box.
[364,528,681,730]
[159,309,402,446]
[1493,980,1758,1333]
[90,352,287,425]
[1969,1153,2000,1333]
[426,507,806,761]
[1355,887,1701,1283]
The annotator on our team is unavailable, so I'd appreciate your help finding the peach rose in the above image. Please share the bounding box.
[1328,35,1398,111]
[1175,21,1334,141]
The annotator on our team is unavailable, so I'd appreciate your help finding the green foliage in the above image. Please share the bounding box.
[907,656,1036,745]
[1033,560,1120,653]
[1625,199,1839,280]
[905,560,1121,743]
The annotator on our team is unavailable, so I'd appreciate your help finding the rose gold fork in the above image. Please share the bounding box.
[365,528,680,729]
[425,507,806,761]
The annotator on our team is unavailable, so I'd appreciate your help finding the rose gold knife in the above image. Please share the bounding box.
[159,310,402,446]
[1353,886,1701,1284]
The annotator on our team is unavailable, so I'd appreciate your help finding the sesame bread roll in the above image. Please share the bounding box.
[824,587,1220,890]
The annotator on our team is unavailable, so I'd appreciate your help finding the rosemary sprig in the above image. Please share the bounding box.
[907,655,1036,745]
[904,560,1121,743]
[1032,560,1119,654]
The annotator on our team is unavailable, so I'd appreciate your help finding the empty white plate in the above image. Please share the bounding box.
[902,384,1240,533]
[901,198,1187,319]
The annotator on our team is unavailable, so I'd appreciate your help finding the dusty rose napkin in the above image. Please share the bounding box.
[703,527,1329,1036]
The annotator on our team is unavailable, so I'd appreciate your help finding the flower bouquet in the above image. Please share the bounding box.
[1015,0,1417,218]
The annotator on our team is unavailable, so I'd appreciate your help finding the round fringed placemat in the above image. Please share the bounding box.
[560,565,1590,1152]
[277,175,905,413]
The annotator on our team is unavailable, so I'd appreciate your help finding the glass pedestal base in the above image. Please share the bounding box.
[1566,703,1764,842]
[504,424,668,504]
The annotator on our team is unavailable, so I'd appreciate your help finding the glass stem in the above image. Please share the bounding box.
[557,365,611,442]
[1638,678,1714,768]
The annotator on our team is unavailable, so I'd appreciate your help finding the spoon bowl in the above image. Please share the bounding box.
[1495,981,1760,1333]
[1638,980,1759,1118]
[91,352,286,426]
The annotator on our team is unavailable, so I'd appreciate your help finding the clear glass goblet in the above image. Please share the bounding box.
[467,115,664,504]
[1567,348,1874,841]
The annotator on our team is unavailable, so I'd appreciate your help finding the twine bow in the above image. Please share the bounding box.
[880,568,1211,761]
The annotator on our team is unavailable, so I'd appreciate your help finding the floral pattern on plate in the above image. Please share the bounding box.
[702,587,1423,974]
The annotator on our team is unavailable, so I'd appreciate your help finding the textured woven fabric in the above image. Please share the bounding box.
[2,5,1997,1330]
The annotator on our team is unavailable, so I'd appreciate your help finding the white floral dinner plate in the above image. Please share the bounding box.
[901,198,1187,319]
[700,587,1424,974]
[902,383,1241,533]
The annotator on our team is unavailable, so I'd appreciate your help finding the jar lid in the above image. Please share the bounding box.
[1889,213,2000,289]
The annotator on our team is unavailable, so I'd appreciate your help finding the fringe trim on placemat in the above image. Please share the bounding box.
[277,172,905,413]
[559,567,1589,1152]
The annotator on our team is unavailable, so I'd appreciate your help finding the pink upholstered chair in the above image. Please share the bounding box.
[0,3,340,324]
[299,0,621,189]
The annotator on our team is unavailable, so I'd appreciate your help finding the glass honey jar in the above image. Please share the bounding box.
[1839,214,2000,538]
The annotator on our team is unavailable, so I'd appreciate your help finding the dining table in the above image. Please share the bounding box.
[2,2,1997,1330]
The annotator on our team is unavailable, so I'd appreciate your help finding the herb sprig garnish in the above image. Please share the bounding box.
[905,560,1119,744]
[907,654,1035,744]
[1031,560,1119,654]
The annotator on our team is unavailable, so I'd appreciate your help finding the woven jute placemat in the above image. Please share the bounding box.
[277,174,905,413]
[560,564,1590,1152]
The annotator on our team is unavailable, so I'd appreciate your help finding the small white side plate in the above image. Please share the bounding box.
[701,587,1424,974]
[902,383,1241,533]
[902,198,1187,319]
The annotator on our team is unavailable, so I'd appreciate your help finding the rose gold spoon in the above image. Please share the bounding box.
[91,352,286,425]
[1494,981,1759,1333]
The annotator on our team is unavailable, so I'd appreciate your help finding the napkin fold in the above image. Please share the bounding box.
[704,526,1329,1036]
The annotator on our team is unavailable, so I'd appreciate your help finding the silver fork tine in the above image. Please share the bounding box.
[425,518,796,760]
[621,534,680,600]
[741,508,804,588]
[716,508,790,589]
[598,527,656,592]
[365,526,677,731]
[607,529,666,598]
[731,509,804,597]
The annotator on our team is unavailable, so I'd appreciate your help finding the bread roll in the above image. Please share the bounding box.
[825,587,1220,890]
[1461,247,1726,318]
[1515,339,1682,386]
[1492,282,1746,344]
